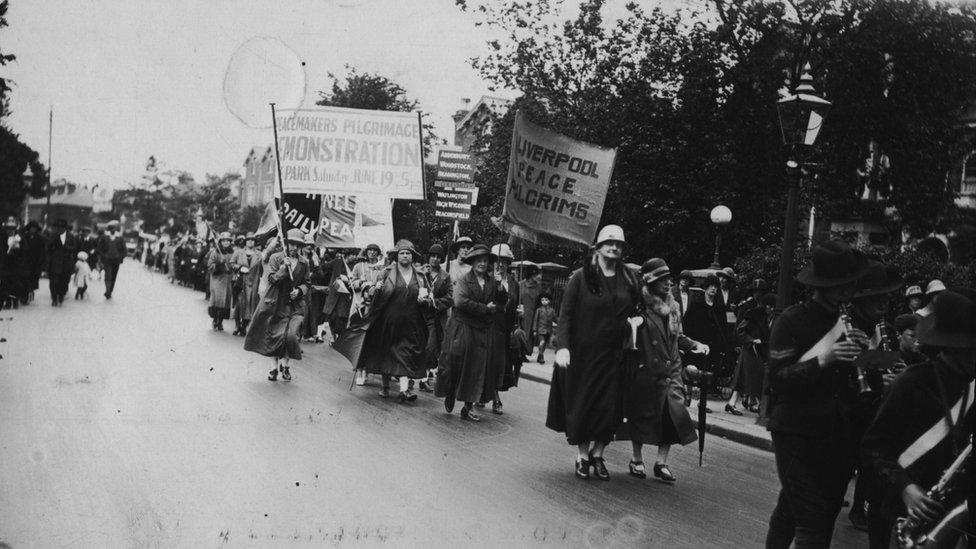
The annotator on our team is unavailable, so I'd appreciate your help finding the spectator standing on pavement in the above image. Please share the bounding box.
[545,225,640,481]
[1,217,27,308]
[682,275,728,412]
[764,239,871,548]
[206,232,235,331]
[45,218,77,306]
[22,221,46,302]
[73,251,91,299]
[519,264,543,338]
[533,294,556,364]
[436,244,502,422]
[96,220,126,299]
[726,293,776,415]
[915,279,945,319]
[671,270,694,319]
[244,229,311,382]
[420,244,452,392]
[618,258,706,484]
[356,240,430,403]
[231,233,263,336]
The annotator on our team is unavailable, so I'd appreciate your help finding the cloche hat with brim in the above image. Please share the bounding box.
[641,258,671,284]
[394,239,420,260]
[915,289,976,348]
[218,231,233,242]
[363,243,381,254]
[428,244,445,258]
[594,225,625,247]
[852,260,904,298]
[450,236,473,254]
[795,239,869,288]
[491,243,514,261]
[285,228,306,245]
[926,280,946,295]
[462,243,496,264]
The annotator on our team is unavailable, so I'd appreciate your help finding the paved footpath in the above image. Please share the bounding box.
[0,263,864,548]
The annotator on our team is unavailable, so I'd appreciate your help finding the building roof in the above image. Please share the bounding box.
[27,180,94,209]
[454,96,514,131]
[244,145,273,166]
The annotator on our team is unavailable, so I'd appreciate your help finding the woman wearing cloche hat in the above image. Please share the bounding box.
[206,232,236,331]
[545,225,641,480]
[230,232,263,335]
[244,228,312,382]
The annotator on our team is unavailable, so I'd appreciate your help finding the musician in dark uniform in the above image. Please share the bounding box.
[846,260,903,531]
[893,314,926,371]
[765,239,872,548]
[861,289,976,549]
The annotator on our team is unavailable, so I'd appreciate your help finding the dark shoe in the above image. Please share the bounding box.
[492,401,503,415]
[460,406,480,422]
[474,402,485,408]
[724,404,744,416]
[444,394,455,413]
[418,380,433,393]
[653,463,676,483]
[281,367,291,381]
[379,387,390,398]
[268,368,278,381]
[848,505,868,531]
[704,406,713,413]
[537,355,544,364]
[590,455,610,481]
[398,390,418,403]
[628,460,647,479]
[575,458,590,480]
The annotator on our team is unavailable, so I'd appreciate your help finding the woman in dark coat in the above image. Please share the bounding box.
[357,240,430,402]
[617,259,706,483]
[436,244,503,422]
[546,225,640,480]
[483,243,520,414]
[726,293,775,414]
[682,274,729,409]
[231,233,263,335]
[244,229,311,382]
[207,232,235,331]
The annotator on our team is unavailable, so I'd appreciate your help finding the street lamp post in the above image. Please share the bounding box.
[775,63,831,310]
[709,205,732,270]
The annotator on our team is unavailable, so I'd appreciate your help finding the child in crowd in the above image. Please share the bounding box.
[74,251,91,299]
[532,294,556,364]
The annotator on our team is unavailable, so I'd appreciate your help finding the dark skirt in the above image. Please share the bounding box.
[243,296,304,360]
[359,283,428,378]
[436,320,492,404]
[208,306,230,320]
[546,357,622,446]
[732,347,765,396]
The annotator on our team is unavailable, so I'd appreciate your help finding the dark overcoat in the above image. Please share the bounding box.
[436,270,501,404]
[243,253,310,360]
[422,267,453,370]
[545,260,639,445]
[732,306,769,396]
[358,267,430,378]
[488,274,519,396]
[616,291,697,446]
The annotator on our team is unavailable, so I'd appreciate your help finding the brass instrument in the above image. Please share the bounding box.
[839,304,872,394]
[895,439,972,548]
[876,321,892,352]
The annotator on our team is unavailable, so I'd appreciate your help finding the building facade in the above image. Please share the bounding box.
[240,146,276,208]
[452,96,514,152]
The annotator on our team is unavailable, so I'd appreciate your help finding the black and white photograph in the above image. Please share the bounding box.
[1,0,975,547]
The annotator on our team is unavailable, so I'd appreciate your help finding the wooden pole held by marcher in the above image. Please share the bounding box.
[269,103,293,279]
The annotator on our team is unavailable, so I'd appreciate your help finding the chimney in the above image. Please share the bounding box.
[452,97,473,124]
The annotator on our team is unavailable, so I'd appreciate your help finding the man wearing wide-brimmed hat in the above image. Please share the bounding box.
[765,239,873,548]
[96,219,126,299]
[45,218,77,306]
[862,288,976,549]
[244,228,311,382]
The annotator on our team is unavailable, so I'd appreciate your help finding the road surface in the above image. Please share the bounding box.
[0,263,864,548]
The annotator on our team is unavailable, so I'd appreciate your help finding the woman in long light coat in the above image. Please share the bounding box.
[207,232,235,331]
[231,232,263,335]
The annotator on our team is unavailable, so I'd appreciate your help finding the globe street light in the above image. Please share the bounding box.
[709,205,732,270]
[775,63,831,310]
[21,166,33,224]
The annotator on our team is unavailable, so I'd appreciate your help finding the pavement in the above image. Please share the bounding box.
[0,262,863,548]
[519,353,773,453]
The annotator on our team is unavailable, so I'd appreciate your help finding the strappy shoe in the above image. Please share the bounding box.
[460,406,480,422]
[724,404,744,416]
[267,368,278,382]
[492,401,503,415]
[589,455,610,481]
[628,460,647,479]
[653,463,676,483]
[575,458,590,480]
[281,367,291,381]
[444,394,455,413]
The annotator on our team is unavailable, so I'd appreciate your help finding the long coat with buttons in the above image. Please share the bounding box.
[616,289,698,446]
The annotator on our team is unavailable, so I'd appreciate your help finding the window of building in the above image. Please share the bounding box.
[263,184,273,202]
[962,152,976,196]
[245,186,255,205]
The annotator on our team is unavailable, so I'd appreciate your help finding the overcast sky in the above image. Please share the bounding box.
[3,0,683,189]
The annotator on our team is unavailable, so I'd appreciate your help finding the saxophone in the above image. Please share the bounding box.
[895,439,972,548]
[838,304,872,394]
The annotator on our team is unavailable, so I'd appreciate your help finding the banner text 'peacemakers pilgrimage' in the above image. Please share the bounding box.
[275,107,425,200]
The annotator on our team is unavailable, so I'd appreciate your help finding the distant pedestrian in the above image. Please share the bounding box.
[22,221,46,302]
[45,218,77,306]
[1,217,27,307]
[96,220,126,299]
[244,229,311,382]
[206,232,235,331]
[518,263,543,337]
[73,251,91,299]
[726,293,775,415]
[682,274,729,411]
[532,294,556,363]
[671,270,694,319]
[545,225,641,481]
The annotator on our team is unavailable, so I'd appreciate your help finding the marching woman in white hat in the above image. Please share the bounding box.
[206,232,236,331]
[546,225,641,480]
[244,228,311,382]
[483,243,521,414]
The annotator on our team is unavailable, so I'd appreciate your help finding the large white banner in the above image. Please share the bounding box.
[275,106,425,199]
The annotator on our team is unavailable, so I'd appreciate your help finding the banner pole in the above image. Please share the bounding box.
[270,103,293,278]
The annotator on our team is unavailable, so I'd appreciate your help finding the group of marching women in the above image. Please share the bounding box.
[204,231,264,333]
